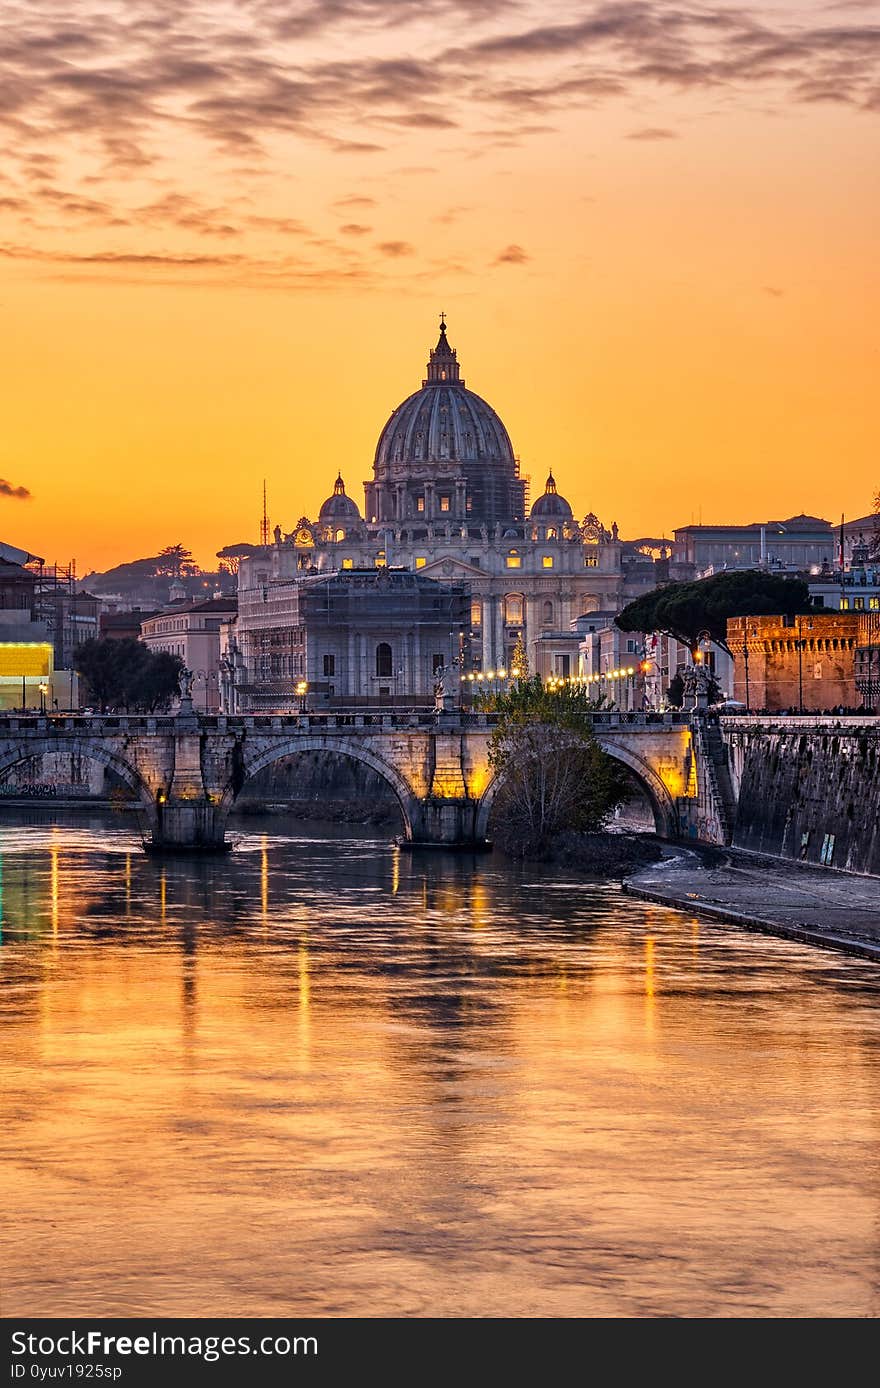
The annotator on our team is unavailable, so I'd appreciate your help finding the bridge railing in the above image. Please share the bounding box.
[0,709,693,733]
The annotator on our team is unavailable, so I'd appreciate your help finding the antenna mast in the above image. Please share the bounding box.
[260,479,269,547]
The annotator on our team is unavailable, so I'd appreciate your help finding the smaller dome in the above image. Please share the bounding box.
[319,473,361,522]
[530,471,573,519]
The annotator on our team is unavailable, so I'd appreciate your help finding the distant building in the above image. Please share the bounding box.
[855,613,880,710]
[141,596,237,712]
[232,320,651,688]
[574,613,646,710]
[0,558,56,711]
[225,568,469,714]
[727,612,861,712]
[99,607,159,641]
[673,515,835,577]
[808,563,880,614]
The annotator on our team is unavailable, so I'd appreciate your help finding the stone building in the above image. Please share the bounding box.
[855,613,880,710]
[230,319,633,708]
[224,568,469,713]
[727,612,861,712]
[141,596,237,712]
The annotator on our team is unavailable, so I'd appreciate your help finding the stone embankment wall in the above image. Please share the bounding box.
[236,750,399,820]
[725,720,880,874]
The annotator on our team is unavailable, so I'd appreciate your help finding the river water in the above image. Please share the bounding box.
[1,812,878,1318]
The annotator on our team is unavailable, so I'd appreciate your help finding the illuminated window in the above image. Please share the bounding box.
[506,550,521,569]
[840,598,850,610]
[505,595,523,624]
[415,556,427,569]
[334,528,345,542]
[870,597,879,610]
[546,528,557,540]
[375,550,387,569]
[376,643,393,678]
[471,601,482,626]
[440,495,450,513]
[854,597,864,610]
[417,496,425,513]
[466,495,472,513]
[542,555,554,569]
[584,555,598,568]
[341,558,353,570]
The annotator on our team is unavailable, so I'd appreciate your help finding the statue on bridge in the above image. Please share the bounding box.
[434,660,460,714]
[682,662,711,711]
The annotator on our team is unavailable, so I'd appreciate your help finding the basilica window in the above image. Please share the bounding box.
[417,496,425,513]
[506,549,521,569]
[323,654,335,677]
[583,555,598,568]
[546,528,557,540]
[542,555,554,569]
[375,550,387,569]
[440,495,451,513]
[505,595,523,624]
[466,496,472,513]
[341,558,353,570]
[376,643,393,678]
[415,557,427,569]
[471,601,482,627]
[542,600,554,625]
[335,529,345,542]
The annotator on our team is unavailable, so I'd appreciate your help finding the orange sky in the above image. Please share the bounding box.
[1,1,878,572]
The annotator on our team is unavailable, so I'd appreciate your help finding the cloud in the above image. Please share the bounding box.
[494,243,529,264]
[376,240,414,256]
[763,285,785,297]
[626,126,679,139]
[0,479,31,500]
[1,1,878,283]
[339,223,371,235]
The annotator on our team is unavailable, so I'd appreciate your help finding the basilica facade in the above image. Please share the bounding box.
[229,320,633,710]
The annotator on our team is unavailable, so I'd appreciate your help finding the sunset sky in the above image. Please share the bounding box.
[1,0,878,572]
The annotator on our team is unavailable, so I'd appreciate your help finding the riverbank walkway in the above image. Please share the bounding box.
[624,847,880,961]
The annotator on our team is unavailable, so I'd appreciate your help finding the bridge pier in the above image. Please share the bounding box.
[148,798,230,854]
[405,796,488,850]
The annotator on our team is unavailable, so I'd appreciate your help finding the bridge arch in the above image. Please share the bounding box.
[474,739,678,842]
[0,738,156,813]
[222,734,420,840]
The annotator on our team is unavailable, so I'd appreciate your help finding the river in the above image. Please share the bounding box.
[1,812,878,1318]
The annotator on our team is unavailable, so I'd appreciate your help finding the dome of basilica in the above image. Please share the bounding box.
[319,473,361,522]
[530,472,573,520]
[374,320,516,473]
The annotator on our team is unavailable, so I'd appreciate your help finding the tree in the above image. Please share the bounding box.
[510,633,529,678]
[75,638,184,712]
[616,570,812,655]
[156,544,199,578]
[216,543,258,577]
[485,678,629,857]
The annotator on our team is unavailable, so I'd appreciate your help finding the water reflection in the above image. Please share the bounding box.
[0,810,878,1318]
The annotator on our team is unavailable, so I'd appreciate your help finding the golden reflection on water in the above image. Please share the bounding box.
[0,813,879,1320]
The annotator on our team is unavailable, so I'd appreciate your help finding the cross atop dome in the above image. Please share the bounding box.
[424,313,462,385]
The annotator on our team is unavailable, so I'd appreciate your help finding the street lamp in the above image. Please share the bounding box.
[38,681,48,714]
[295,679,308,712]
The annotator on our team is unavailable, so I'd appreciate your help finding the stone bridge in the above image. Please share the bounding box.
[0,706,704,852]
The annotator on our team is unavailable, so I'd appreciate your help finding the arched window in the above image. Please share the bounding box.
[505,594,523,624]
[376,642,393,678]
[542,600,554,625]
[335,528,345,542]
